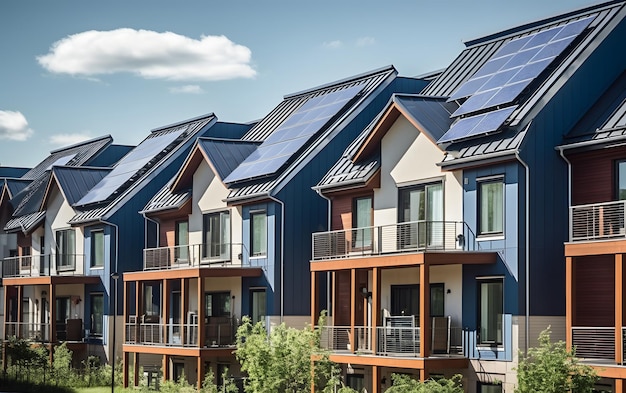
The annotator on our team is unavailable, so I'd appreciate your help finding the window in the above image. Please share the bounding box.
[478,179,504,236]
[251,289,266,324]
[250,211,267,257]
[20,246,31,269]
[478,382,503,393]
[175,220,189,262]
[398,182,443,248]
[56,229,76,271]
[346,374,364,392]
[390,283,445,318]
[91,230,104,267]
[143,283,159,317]
[617,160,626,200]
[352,196,373,249]
[90,293,104,336]
[478,278,503,345]
[203,211,230,260]
[206,292,231,317]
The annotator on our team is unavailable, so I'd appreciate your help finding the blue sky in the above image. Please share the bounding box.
[0,0,599,168]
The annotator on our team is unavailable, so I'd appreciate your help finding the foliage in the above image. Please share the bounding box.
[385,374,463,393]
[201,367,239,393]
[515,326,598,393]
[235,313,337,393]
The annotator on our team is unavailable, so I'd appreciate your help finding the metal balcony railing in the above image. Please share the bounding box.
[125,320,237,347]
[571,327,615,361]
[377,326,421,356]
[570,201,626,242]
[312,221,479,261]
[2,254,82,278]
[143,243,247,270]
[4,322,51,341]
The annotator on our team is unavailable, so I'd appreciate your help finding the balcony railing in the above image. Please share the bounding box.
[319,324,464,358]
[312,221,478,261]
[143,243,247,270]
[570,201,626,242]
[2,254,83,278]
[125,321,237,347]
[4,322,51,341]
[571,327,615,361]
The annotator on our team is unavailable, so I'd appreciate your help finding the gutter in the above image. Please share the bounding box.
[314,188,333,316]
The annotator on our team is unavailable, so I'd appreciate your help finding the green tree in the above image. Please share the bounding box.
[385,374,463,393]
[515,327,598,393]
[235,314,336,393]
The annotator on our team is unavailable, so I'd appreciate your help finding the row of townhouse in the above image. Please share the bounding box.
[0,1,625,392]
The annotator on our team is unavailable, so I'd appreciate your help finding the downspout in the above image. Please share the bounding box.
[515,138,531,353]
[557,146,572,209]
[268,195,285,324]
[315,188,333,315]
[99,218,119,345]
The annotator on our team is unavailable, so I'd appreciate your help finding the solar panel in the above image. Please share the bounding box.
[76,129,186,205]
[448,15,594,114]
[437,106,517,144]
[223,84,364,184]
[46,153,77,170]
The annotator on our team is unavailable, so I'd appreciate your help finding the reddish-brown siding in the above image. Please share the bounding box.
[334,269,368,326]
[569,147,626,205]
[330,192,373,231]
[160,219,176,247]
[573,254,614,327]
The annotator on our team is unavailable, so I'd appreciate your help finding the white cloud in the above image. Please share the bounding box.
[49,133,92,146]
[170,85,204,94]
[0,110,34,141]
[323,40,343,49]
[37,28,256,81]
[356,37,376,47]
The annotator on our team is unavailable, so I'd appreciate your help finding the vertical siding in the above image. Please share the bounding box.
[573,255,614,327]
[159,219,176,247]
[570,147,626,205]
[330,192,373,231]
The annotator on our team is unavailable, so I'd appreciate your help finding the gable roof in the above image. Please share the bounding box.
[420,1,625,167]
[46,166,112,207]
[69,114,218,224]
[224,66,402,203]
[3,178,31,199]
[559,70,626,150]
[316,94,458,192]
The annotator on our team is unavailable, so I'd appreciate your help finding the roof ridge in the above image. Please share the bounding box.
[49,134,112,154]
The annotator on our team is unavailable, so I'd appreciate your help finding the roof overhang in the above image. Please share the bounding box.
[3,275,101,286]
[123,266,264,282]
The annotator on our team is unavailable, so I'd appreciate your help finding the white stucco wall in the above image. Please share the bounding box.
[45,184,85,273]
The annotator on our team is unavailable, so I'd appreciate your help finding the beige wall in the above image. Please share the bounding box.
[45,184,85,274]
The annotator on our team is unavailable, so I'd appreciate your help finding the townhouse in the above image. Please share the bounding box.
[311,1,626,392]
[559,71,626,391]
[121,66,428,389]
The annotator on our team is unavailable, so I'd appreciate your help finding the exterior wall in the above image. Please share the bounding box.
[375,115,463,226]
[47,185,86,274]
[569,147,626,205]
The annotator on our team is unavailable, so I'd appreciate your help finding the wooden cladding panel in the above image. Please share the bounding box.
[334,269,368,326]
[573,254,614,326]
[570,148,626,205]
[330,191,373,231]
[160,219,175,248]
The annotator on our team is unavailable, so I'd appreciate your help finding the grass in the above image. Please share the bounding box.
[75,388,115,393]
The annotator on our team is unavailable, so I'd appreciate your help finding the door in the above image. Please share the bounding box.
[56,297,70,340]
[399,183,443,249]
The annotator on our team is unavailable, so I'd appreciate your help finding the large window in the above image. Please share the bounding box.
[250,211,267,257]
[91,230,104,268]
[175,220,189,262]
[251,289,266,324]
[56,229,76,271]
[206,292,231,317]
[90,293,104,336]
[478,382,503,393]
[478,278,503,346]
[478,179,504,236]
[352,196,373,249]
[398,182,443,248]
[203,211,230,260]
[617,160,626,200]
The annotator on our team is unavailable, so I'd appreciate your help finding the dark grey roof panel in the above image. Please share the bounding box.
[21,135,113,180]
[198,138,261,180]
[52,166,112,206]
[11,173,50,215]
[394,95,459,141]
[5,179,31,198]
[4,211,45,233]
[141,180,190,214]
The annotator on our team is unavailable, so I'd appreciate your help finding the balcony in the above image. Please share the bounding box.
[571,327,620,364]
[2,254,83,278]
[4,319,84,342]
[312,221,478,261]
[143,243,247,271]
[570,201,626,242]
[124,317,237,347]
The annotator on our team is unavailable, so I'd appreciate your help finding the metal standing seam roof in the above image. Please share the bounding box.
[4,178,32,199]
[420,1,624,165]
[225,66,398,202]
[315,94,459,191]
[4,211,46,233]
[20,135,113,180]
[140,179,190,214]
[69,114,217,224]
[49,166,112,206]
[10,172,51,216]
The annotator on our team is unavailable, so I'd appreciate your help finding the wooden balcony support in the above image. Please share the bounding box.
[566,256,573,351]
[616,253,623,365]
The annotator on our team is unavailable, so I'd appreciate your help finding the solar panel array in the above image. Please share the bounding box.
[77,129,185,205]
[437,15,594,144]
[46,153,77,170]
[437,106,518,144]
[224,85,364,184]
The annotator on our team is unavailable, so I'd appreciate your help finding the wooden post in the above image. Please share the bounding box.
[372,267,380,354]
[565,256,573,351]
[350,269,356,354]
[311,271,317,327]
[49,283,55,364]
[419,263,430,358]
[198,277,205,347]
[182,278,188,346]
[372,365,380,393]
[133,353,139,387]
[196,356,203,391]
[163,279,170,345]
[123,351,130,387]
[162,354,169,382]
[616,254,623,365]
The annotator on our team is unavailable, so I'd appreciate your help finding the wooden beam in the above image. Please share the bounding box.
[162,354,169,382]
[350,269,356,354]
[196,356,203,391]
[372,365,380,393]
[163,279,170,347]
[182,278,188,346]
[419,264,430,358]
[565,239,626,257]
[310,271,317,328]
[198,277,205,348]
[123,351,130,388]
[133,353,139,387]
